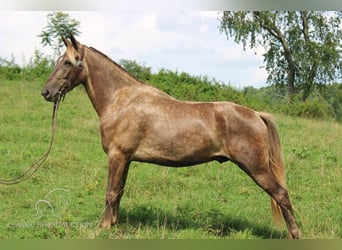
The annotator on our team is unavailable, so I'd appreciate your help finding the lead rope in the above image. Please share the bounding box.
[0,95,61,185]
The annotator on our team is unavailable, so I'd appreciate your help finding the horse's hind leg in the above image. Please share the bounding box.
[245,169,301,239]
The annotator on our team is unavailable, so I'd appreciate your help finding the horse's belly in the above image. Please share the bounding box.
[132,132,222,167]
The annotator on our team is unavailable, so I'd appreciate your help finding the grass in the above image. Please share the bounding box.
[0,79,341,239]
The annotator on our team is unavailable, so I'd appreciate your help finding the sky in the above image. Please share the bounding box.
[0,11,268,88]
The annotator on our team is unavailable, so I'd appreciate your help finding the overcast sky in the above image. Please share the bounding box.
[0,11,268,88]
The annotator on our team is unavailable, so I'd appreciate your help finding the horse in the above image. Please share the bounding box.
[41,35,300,239]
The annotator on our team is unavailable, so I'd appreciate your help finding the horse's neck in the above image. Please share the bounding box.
[84,48,139,116]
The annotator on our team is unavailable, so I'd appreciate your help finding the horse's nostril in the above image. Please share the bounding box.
[41,89,49,97]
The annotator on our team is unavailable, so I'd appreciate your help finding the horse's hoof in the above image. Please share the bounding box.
[99,219,112,230]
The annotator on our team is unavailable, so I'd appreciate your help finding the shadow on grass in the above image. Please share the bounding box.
[118,205,285,239]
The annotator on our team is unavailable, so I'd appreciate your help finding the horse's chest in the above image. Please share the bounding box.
[99,114,142,154]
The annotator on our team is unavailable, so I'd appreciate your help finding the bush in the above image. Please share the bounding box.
[22,49,54,81]
[0,49,54,82]
[119,59,152,82]
[0,56,21,80]
[280,94,336,120]
[121,59,341,122]
[320,83,342,122]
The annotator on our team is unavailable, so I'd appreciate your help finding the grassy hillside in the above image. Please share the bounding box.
[0,80,341,239]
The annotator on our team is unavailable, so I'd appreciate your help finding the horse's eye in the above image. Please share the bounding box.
[64,60,72,66]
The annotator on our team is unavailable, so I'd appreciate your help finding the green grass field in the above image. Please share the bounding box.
[0,79,341,239]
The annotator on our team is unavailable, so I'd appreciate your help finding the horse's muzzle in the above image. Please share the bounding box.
[41,89,50,99]
[41,88,57,102]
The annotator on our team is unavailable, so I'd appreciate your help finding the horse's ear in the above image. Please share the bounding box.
[69,33,80,50]
[62,36,71,47]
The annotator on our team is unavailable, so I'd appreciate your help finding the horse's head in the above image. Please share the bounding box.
[41,34,85,102]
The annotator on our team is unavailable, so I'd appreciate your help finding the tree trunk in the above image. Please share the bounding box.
[280,35,296,101]
[300,11,319,102]
[287,66,296,100]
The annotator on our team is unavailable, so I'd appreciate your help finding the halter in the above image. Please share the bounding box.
[60,47,85,100]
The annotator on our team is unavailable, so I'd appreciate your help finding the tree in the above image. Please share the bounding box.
[39,12,81,59]
[219,11,342,101]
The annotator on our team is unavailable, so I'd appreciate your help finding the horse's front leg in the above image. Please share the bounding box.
[111,162,130,225]
[100,150,130,230]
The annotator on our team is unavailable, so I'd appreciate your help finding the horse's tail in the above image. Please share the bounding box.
[259,112,286,228]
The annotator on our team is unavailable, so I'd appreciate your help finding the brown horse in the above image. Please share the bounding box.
[41,35,300,239]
